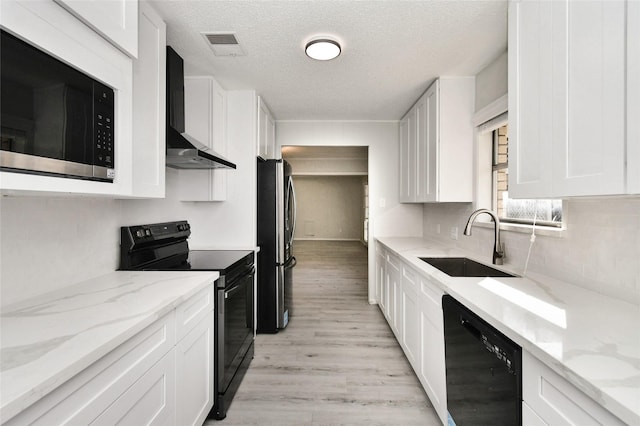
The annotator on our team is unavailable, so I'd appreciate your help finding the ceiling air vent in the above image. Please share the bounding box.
[202,32,246,57]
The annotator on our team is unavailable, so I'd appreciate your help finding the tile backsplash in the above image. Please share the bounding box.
[422,198,640,303]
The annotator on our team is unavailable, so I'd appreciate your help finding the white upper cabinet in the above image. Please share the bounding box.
[399,77,475,203]
[130,1,165,198]
[54,0,139,58]
[509,0,634,198]
[178,77,228,201]
[398,115,410,201]
[257,97,277,159]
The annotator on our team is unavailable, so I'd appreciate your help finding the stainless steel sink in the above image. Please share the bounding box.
[419,257,518,278]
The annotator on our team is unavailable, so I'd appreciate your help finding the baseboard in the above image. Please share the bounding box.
[294,238,361,241]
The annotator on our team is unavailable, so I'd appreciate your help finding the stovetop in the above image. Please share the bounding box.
[164,249,254,273]
[119,220,254,276]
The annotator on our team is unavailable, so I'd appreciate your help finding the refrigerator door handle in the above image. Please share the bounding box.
[288,177,297,248]
[284,256,297,269]
[276,162,285,264]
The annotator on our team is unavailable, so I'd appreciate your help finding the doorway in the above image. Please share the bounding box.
[281,146,369,244]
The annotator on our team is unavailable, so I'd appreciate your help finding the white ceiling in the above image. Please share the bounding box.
[150,0,508,121]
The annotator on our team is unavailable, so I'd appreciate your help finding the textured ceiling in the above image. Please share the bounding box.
[149,0,508,121]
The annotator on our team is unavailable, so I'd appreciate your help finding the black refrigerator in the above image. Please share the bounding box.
[257,159,297,333]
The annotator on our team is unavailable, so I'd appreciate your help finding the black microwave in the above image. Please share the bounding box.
[0,29,115,182]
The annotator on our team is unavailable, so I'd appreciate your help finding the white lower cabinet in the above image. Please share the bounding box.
[376,243,447,425]
[5,286,214,426]
[522,350,625,426]
[375,244,386,308]
[416,274,447,425]
[522,401,547,426]
[386,253,401,338]
[175,309,215,426]
[401,266,420,367]
[93,350,176,426]
[5,312,176,426]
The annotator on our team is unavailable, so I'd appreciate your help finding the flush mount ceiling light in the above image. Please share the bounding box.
[305,38,341,61]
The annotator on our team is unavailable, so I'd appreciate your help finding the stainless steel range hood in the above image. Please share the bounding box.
[166,46,236,170]
[166,127,236,169]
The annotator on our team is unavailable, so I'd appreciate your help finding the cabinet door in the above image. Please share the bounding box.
[176,310,214,426]
[265,108,276,159]
[92,350,176,426]
[421,84,438,202]
[417,277,447,425]
[398,115,412,202]
[401,267,419,367]
[386,254,401,335]
[257,97,276,159]
[523,401,548,426]
[551,0,625,196]
[508,0,554,198]
[131,1,166,198]
[509,0,626,198]
[54,0,138,57]
[522,351,625,426]
[179,77,227,201]
[375,247,386,305]
[5,313,176,426]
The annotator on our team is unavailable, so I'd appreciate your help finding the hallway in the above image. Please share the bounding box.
[213,240,441,425]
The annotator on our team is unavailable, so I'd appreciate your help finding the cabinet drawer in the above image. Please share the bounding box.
[387,253,401,271]
[418,276,444,328]
[523,401,548,426]
[522,351,625,426]
[175,285,214,342]
[92,349,176,426]
[402,265,418,291]
[6,312,176,425]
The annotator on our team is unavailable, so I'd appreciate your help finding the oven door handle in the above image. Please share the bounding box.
[225,283,245,299]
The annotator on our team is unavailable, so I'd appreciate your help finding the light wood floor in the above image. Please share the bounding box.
[210,240,441,425]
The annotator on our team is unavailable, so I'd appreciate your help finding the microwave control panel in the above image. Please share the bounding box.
[94,83,115,169]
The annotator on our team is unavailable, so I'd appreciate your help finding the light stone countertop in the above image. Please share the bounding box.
[377,236,640,426]
[0,270,219,422]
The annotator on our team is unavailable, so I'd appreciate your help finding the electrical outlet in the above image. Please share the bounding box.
[450,226,458,240]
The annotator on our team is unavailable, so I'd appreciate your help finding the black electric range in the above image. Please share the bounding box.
[119,220,254,420]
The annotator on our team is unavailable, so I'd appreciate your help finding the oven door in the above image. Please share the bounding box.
[217,270,254,397]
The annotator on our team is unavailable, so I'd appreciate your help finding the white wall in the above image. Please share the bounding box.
[0,90,258,307]
[0,196,122,307]
[293,176,364,241]
[277,121,423,302]
[475,51,508,111]
[422,199,640,302]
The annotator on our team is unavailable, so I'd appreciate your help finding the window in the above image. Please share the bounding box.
[491,124,562,227]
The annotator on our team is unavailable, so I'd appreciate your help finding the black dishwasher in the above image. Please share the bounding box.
[442,295,522,425]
